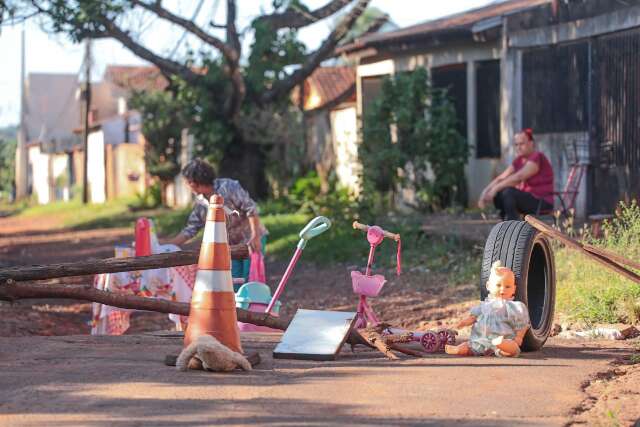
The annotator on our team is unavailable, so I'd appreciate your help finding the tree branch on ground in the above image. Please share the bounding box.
[0,280,290,330]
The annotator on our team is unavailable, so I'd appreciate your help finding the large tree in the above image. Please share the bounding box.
[1,0,371,196]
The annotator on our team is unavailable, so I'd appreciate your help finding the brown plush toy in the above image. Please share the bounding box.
[176,334,252,372]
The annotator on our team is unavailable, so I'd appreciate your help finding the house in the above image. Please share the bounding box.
[102,65,193,208]
[17,65,167,204]
[297,66,359,193]
[338,0,640,219]
[74,64,167,203]
[21,73,81,204]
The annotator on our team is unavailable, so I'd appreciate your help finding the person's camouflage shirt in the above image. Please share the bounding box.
[181,178,266,246]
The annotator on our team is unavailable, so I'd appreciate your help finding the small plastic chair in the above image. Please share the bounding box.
[236,282,281,332]
[536,138,589,219]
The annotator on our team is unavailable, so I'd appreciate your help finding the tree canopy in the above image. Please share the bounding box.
[1,1,375,196]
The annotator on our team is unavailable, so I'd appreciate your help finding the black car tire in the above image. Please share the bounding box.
[480,220,556,351]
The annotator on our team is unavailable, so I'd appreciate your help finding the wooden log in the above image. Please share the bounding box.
[583,243,640,271]
[0,245,249,284]
[388,344,423,358]
[381,332,414,345]
[0,280,289,331]
[525,215,640,285]
[357,327,399,360]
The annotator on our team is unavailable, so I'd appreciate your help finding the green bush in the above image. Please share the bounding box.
[128,183,163,211]
[259,171,360,226]
[359,68,468,213]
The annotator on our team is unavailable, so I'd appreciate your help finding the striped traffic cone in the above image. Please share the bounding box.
[184,195,242,353]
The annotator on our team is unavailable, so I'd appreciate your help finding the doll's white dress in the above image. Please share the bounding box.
[468,297,530,356]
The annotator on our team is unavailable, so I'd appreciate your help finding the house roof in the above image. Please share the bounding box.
[338,0,550,55]
[103,65,169,92]
[25,73,81,149]
[298,66,356,112]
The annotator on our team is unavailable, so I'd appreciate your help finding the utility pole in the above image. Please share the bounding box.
[15,25,28,200]
[81,39,92,204]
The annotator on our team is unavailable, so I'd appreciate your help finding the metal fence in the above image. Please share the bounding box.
[522,30,640,214]
[522,41,589,134]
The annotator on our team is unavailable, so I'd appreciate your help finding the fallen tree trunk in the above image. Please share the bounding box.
[525,215,640,285]
[0,280,289,331]
[0,279,399,352]
[0,246,249,284]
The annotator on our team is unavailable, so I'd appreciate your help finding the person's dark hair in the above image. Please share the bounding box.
[181,158,216,185]
[522,128,534,142]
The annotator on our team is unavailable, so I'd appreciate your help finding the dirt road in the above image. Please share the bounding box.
[1,213,639,426]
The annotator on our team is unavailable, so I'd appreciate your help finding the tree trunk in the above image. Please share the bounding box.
[219,136,268,199]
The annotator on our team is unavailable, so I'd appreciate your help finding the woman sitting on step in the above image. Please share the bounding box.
[478,128,554,221]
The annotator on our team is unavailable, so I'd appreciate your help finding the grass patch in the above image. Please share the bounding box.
[11,197,188,234]
[555,201,640,325]
[5,197,480,286]
[0,200,27,217]
[262,213,480,282]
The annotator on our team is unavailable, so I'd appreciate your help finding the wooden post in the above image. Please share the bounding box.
[0,247,249,284]
[525,215,640,285]
[0,280,290,331]
[82,39,92,204]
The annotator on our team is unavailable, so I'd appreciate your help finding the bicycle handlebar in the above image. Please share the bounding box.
[296,216,331,249]
[352,221,400,242]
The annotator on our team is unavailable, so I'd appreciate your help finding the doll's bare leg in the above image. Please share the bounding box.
[445,342,473,356]
[491,336,521,357]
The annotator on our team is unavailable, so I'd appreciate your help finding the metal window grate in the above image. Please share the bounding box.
[432,63,468,140]
[475,60,501,158]
[522,41,589,133]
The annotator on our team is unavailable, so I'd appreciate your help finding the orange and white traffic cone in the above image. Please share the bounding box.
[184,195,243,353]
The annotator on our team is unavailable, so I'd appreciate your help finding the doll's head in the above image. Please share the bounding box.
[486,261,516,300]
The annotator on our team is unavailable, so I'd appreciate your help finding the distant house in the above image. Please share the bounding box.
[298,66,359,193]
[338,0,640,218]
[18,66,169,204]
[22,73,81,204]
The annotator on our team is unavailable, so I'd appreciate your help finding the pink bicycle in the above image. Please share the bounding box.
[351,221,456,353]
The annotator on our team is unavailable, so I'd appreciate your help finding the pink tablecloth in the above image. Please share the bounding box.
[91,264,197,335]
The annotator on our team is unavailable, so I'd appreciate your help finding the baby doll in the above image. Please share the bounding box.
[445,261,530,357]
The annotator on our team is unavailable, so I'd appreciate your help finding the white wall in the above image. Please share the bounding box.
[51,153,70,201]
[27,145,50,204]
[330,106,359,193]
[87,130,106,203]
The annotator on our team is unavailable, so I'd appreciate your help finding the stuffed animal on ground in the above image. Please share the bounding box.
[176,334,252,372]
[445,260,530,357]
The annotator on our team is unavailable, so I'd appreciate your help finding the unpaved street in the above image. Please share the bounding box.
[1,214,639,426]
[0,333,637,426]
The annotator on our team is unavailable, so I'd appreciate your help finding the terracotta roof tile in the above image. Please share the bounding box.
[104,65,169,92]
[303,66,356,111]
